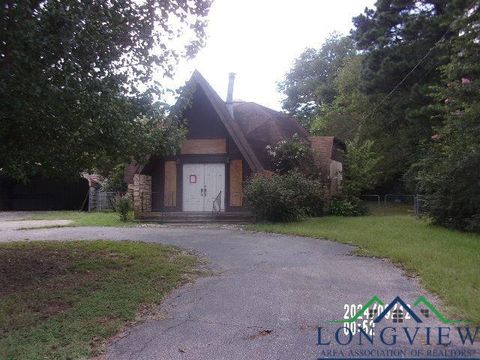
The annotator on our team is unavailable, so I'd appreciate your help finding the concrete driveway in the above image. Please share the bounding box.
[1,220,476,359]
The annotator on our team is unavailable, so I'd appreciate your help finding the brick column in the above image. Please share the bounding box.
[133,174,152,217]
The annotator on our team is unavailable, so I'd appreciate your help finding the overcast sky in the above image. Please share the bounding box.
[164,0,375,110]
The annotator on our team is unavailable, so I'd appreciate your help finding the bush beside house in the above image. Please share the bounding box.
[244,172,325,222]
[116,195,132,222]
[330,138,380,216]
[244,134,384,222]
[245,135,327,222]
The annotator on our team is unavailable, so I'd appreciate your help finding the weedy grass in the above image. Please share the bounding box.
[0,240,198,359]
[30,211,135,227]
[251,214,480,324]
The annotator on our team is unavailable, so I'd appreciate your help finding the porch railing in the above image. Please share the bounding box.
[212,191,222,215]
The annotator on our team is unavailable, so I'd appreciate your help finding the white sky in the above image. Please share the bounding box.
[163,0,375,110]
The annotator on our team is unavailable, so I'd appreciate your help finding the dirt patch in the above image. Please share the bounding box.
[0,246,128,296]
[0,220,73,230]
[0,248,73,295]
[41,300,72,318]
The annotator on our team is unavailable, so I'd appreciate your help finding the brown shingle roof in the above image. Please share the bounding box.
[231,101,309,170]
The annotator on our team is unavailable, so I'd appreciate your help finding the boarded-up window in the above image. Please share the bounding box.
[229,160,243,206]
[164,161,177,207]
[180,139,227,154]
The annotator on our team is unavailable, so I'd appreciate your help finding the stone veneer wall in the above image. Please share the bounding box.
[133,174,152,217]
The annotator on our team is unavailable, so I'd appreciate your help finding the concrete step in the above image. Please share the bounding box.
[139,211,254,224]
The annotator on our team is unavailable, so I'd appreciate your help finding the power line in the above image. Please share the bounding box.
[363,27,450,122]
[363,0,479,122]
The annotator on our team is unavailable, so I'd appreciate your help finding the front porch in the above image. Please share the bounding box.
[131,174,252,223]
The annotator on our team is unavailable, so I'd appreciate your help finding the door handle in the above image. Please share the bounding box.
[204,186,207,196]
[200,188,204,196]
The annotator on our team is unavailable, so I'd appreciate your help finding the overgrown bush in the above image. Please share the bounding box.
[116,195,132,222]
[244,172,325,222]
[266,133,317,177]
[342,138,381,196]
[330,196,367,216]
[329,138,380,216]
[412,138,480,232]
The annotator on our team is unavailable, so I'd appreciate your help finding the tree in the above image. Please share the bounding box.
[311,55,371,142]
[329,138,381,217]
[342,138,381,196]
[0,0,211,181]
[351,0,473,186]
[413,3,480,231]
[278,33,356,128]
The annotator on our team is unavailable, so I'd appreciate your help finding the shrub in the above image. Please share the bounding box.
[116,195,132,222]
[342,138,381,196]
[413,144,480,231]
[330,196,368,216]
[266,134,318,177]
[328,138,379,217]
[244,172,325,222]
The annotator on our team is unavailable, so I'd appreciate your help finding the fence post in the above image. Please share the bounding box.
[415,194,422,217]
[88,188,93,212]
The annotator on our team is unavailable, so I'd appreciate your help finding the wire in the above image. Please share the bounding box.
[361,0,479,123]
[363,27,451,122]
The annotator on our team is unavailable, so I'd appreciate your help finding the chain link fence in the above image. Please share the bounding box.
[88,189,118,212]
[361,194,425,216]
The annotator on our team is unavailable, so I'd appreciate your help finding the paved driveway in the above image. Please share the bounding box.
[0,211,73,229]
[1,220,476,359]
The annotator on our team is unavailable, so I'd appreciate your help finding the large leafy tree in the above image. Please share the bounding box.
[0,0,211,181]
[282,1,474,191]
[413,3,480,231]
[310,55,372,142]
[279,33,356,128]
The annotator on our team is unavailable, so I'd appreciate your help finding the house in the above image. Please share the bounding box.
[127,71,344,218]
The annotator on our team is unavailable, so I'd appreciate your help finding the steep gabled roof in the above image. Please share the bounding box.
[191,71,264,172]
[127,72,344,181]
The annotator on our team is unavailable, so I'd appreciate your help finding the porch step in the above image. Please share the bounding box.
[139,211,255,224]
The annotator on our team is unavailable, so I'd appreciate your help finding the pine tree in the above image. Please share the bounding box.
[414,3,480,231]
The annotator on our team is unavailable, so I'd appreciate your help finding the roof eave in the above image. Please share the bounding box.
[192,70,264,173]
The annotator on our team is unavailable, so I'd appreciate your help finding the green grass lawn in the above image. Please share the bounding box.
[252,215,480,324]
[29,211,135,227]
[0,240,198,359]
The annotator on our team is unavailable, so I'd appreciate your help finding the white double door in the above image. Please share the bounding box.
[183,163,225,212]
